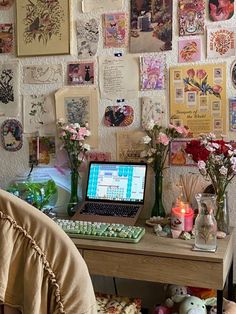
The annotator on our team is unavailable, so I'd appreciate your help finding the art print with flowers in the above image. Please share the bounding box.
[57,119,91,216]
[170,64,227,137]
[185,133,236,233]
[141,121,189,218]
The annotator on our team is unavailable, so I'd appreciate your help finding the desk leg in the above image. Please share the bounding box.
[228,259,234,301]
[217,290,223,314]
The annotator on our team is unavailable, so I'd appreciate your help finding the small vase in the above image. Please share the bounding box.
[215,193,229,234]
[151,172,165,217]
[67,170,80,217]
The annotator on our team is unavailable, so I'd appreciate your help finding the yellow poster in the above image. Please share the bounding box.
[169,63,226,137]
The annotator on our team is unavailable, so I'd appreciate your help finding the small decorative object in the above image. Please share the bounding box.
[1,119,23,151]
[194,193,217,252]
[171,202,194,232]
[185,133,236,234]
[57,119,91,216]
[141,121,189,218]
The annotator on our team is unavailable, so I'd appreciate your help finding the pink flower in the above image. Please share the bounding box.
[187,68,195,78]
[196,69,207,80]
[158,132,169,146]
[212,85,222,94]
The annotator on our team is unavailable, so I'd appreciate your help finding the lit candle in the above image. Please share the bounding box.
[171,202,194,232]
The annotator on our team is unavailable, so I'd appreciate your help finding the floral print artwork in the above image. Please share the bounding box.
[64,96,89,125]
[103,13,127,48]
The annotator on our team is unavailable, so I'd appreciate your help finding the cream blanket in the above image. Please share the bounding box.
[0,189,97,314]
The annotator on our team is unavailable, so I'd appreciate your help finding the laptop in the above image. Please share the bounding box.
[72,161,147,225]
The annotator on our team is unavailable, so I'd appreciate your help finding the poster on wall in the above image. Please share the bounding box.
[129,0,172,53]
[209,0,234,21]
[23,64,63,84]
[178,0,205,36]
[141,96,166,128]
[169,63,227,137]
[207,26,236,58]
[178,38,201,63]
[103,13,127,48]
[16,0,70,57]
[104,104,134,127]
[0,23,13,53]
[67,61,95,85]
[229,97,236,131]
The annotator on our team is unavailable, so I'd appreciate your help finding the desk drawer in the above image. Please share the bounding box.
[83,250,223,289]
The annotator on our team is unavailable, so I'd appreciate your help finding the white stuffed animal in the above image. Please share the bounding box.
[179,296,207,314]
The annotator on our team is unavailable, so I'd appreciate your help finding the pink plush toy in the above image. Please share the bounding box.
[153,305,172,314]
[209,298,236,314]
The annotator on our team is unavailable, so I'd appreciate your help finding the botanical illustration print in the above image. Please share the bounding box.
[67,62,94,85]
[23,64,63,84]
[209,0,234,21]
[103,13,127,48]
[141,97,165,128]
[23,0,64,45]
[1,119,23,152]
[0,24,13,53]
[0,0,13,10]
[23,94,56,133]
[0,68,13,104]
[178,0,205,36]
[65,97,89,124]
[130,0,172,53]
[140,56,165,90]
[178,38,201,63]
[104,105,134,127]
[77,18,99,58]
[207,27,236,58]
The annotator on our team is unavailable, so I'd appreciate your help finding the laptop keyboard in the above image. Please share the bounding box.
[81,202,140,217]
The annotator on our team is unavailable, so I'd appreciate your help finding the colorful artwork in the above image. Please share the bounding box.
[209,0,234,21]
[141,97,165,128]
[1,119,23,152]
[140,56,165,90]
[170,140,195,166]
[86,151,111,162]
[104,105,134,127]
[103,13,127,48]
[0,24,13,53]
[178,38,201,63]
[0,0,13,10]
[67,62,94,85]
[77,18,99,58]
[65,97,89,125]
[130,0,172,53]
[231,60,236,89]
[178,0,205,36]
[229,97,236,131]
[23,94,55,133]
[23,64,63,84]
[29,136,56,166]
[169,64,227,137]
[207,26,236,58]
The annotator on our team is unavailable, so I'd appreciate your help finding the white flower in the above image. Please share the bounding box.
[232,164,236,174]
[145,120,155,130]
[198,160,206,170]
[219,166,228,176]
[140,150,148,158]
[206,144,215,152]
[143,135,152,144]
[73,123,80,128]
[230,156,236,165]
[225,144,232,150]
[212,143,219,149]
[228,150,234,156]
[83,143,90,151]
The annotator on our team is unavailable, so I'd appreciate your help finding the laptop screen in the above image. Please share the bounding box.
[86,162,147,204]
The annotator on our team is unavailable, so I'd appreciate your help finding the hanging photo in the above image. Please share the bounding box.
[178,38,201,63]
[1,119,23,152]
[0,23,13,53]
[67,61,95,85]
[28,135,56,166]
[103,13,127,48]
[209,0,234,21]
[104,105,134,127]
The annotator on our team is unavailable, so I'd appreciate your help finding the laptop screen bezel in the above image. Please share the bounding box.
[85,161,148,204]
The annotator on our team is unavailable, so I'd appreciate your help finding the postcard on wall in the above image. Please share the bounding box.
[0,24,13,53]
[23,94,56,134]
[16,0,70,57]
[104,105,134,127]
[229,97,236,131]
[86,151,112,162]
[0,62,20,117]
[178,0,205,36]
[129,0,172,53]
[77,18,99,59]
[170,140,195,166]
[55,87,98,148]
[207,26,236,58]
[99,55,139,99]
[82,0,122,12]
[140,55,166,91]
[28,135,56,166]
[169,64,227,137]
[103,13,127,48]
[117,130,146,162]
[209,0,234,21]
[141,96,166,128]
[231,60,236,89]
[1,119,23,152]
[67,61,94,85]
[0,0,13,10]
[178,38,201,63]
[23,64,63,84]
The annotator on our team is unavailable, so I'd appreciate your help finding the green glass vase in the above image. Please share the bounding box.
[151,172,165,218]
[67,170,80,217]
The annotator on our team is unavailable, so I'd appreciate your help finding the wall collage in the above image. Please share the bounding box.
[0,0,236,213]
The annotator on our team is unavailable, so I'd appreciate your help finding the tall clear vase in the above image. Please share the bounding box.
[151,172,165,217]
[215,193,229,234]
[67,170,80,217]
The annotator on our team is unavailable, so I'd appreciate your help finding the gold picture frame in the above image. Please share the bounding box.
[16,0,70,57]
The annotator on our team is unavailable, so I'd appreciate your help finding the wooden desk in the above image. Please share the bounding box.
[72,226,234,313]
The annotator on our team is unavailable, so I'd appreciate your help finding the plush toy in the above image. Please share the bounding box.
[165,284,189,309]
[153,305,172,314]
[209,298,236,314]
[179,296,207,314]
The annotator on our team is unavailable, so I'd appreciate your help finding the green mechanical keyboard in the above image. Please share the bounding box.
[56,219,145,243]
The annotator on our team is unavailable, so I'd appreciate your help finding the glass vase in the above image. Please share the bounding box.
[67,170,80,217]
[151,172,165,218]
[194,193,217,252]
[215,193,229,234]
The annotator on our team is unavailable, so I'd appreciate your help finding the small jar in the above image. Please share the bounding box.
[194,193,217,251]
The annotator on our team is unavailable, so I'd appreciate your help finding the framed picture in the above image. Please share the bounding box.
[16,0,70,57]
[170,140,196,166]
[55,87,98,148]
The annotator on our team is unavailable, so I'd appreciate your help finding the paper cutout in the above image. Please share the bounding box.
[76,18,99,58]
[140,56,166,90]
[0,0,13,10]
[0,24,13,53]
[141,97,166,128]
[23,64,63,84]
[104,105,134,127]
[178,0,205,36]
[1,119,23,152]
[67,61,94,85]
[103,13,127,48]
[209,0,234,21]
[28,135,56,166]
[178,38,201,63]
